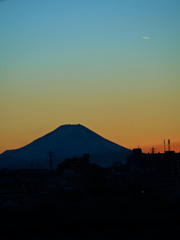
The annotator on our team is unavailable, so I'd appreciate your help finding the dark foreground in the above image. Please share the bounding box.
[1,199,180,240]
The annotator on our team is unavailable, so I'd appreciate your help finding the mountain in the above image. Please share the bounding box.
[0,124,132,169]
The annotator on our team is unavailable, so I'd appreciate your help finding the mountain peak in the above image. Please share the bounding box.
[53,123,88,134]
[0,124,132,169]
[60,123,83,128]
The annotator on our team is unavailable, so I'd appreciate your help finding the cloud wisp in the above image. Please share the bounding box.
[142,36,150,39]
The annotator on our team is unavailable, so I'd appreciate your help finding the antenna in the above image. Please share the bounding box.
[168,139,170,151]
[164,139,166,153]
[48,149,54,170]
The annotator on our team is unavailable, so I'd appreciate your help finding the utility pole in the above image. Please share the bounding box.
[151,147,155,154]
[31,162,34,170]
[48,149,54,170]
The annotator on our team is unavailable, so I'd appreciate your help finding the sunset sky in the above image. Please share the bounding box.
[1,0,180,154]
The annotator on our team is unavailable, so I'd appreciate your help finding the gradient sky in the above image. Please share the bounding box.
[1,0,180,154]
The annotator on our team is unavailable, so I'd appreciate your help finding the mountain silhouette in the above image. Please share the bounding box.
[0,124,132,169]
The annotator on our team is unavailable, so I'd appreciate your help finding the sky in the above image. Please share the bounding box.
[1,0,180,154]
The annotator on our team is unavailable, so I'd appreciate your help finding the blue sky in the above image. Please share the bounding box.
[1,0,180,85]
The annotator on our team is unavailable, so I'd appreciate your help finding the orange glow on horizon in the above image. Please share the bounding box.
[1,123,179,156]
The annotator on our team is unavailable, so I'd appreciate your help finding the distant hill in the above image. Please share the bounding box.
[0,124,132,169]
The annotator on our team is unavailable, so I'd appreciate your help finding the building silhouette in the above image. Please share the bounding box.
[126,148,180,178]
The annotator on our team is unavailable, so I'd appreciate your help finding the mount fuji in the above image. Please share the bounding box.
[0,124,132,169]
